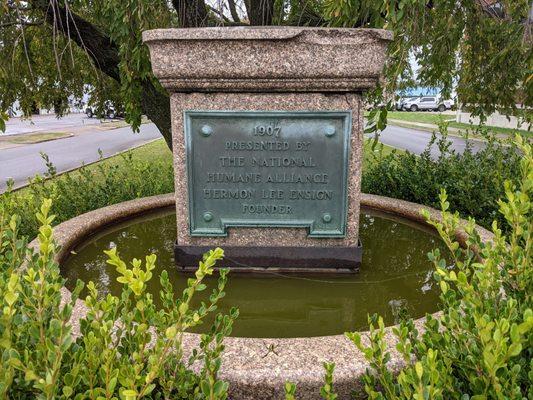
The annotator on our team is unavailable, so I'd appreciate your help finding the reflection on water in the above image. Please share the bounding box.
[62,208,448,338]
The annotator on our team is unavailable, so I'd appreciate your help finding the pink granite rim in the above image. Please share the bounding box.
[31,193,494,399]
[142,27,393,42]
[43,192,493,267]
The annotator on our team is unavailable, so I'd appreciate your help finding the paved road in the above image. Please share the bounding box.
[378,124,486,157]
[5,113,102,135]
[1,123,161,192]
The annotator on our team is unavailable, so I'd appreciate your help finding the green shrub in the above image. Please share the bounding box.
[1,135,531,399]
[363,125,523,232]
[350,136,532,398]
[286,136,531,399]
[0,199,237,399]
[0,150,174,239]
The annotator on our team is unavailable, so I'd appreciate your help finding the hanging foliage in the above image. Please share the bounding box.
[0,0,531,146]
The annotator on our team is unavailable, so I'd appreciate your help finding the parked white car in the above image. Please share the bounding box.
[402,96,454,112]
[396,97,418,111]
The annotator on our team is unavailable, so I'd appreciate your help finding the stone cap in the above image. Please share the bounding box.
[143,27,392,93]
[143,26,393,41]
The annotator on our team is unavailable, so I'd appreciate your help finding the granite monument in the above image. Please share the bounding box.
[143,27,391,270]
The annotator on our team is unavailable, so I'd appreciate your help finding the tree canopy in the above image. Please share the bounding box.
[0,0,531,147]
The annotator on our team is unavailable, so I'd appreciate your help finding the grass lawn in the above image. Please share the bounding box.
[364,139,403,160]
[447,121,531,137]
[95,116,151,130]
[386,111,455,125]
[94,138,172,168]
[9,139,171,195]
[4,131,73,144]
[55,138,172,183]
[367,111,531,137]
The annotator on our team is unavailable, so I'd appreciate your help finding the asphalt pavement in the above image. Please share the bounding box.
[4,113,102,135]
[377,124,486,157]
[1,123,161,192]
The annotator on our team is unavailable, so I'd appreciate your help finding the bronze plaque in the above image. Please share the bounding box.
[184,111,352,237]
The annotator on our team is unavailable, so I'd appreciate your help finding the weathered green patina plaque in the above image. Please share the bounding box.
[184,111,352,237]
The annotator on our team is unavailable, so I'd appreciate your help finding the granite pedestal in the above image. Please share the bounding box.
[143,27,392,270]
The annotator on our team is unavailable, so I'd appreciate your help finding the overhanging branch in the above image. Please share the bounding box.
[227,0,241,22]
[29,0,173,149]
[34,0,121,81]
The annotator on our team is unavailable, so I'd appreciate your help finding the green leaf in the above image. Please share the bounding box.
[439,281,448,294]
[213,380,227,396]
[109,377,118,393]
[415,362,423,379]
[179,302,189,315]
[62,386,73,397]
[122,389,137,400]
[200,380,210,396]
[508,343,522,357]
[165,326,177,339]
[5,291,17,306]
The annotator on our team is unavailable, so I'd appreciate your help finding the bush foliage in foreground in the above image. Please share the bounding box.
[1,150,174,240]
[287,136,532,398]
[0,137,531,399]
[0,199,238,399]
[363,126,523,232]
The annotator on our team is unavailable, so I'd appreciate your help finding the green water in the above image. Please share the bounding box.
[61,207,448,338]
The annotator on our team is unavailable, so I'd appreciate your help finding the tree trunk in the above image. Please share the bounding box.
[244,0,275,25]
[141,81,173,149]
[172,0,209,27]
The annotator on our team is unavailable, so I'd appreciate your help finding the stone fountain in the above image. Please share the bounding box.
[143,27,392,270]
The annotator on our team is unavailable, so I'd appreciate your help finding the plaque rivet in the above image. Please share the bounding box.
[322,213,332,223]
[200,125,213,137]
[325,126,336,137]
[203,212,213,222]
